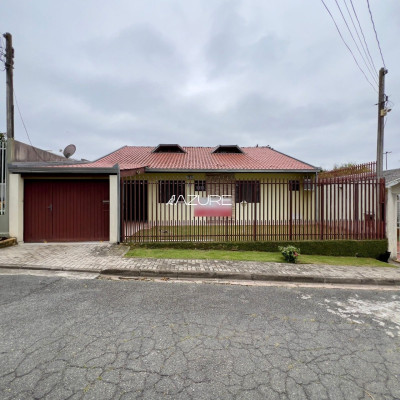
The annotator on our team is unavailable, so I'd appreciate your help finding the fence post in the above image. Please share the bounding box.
[253,181,257,241]
[380,178,386,239]
[120,180,125,242]
[289,182,293,240]
[319,183,324,240]
[354,182,359,239]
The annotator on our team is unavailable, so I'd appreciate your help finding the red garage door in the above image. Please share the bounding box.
[24,180,110,242]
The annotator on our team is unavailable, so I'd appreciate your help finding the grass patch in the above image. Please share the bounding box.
[125,248,393,267]
[128,239,388,258]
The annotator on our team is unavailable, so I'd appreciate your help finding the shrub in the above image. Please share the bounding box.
[129,239,387,259]
[278,245,300,263]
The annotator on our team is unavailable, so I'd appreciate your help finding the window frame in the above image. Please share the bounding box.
[158,180,186,203]
[235,180,260,203]
[194,180,206,192]
[288,180,300,192]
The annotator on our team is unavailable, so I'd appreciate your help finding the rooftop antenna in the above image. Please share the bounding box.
[62,144,76,159]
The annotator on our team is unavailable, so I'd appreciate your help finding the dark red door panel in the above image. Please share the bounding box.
[24,180,53,242]
[24,180,109,242]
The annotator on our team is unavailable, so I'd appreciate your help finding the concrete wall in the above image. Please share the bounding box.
[109,175,119,243]
[9,173,24,242]
[0,139,13,236]
[14,140,66,162]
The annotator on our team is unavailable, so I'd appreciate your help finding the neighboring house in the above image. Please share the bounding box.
[383,168,400,260]
[8,144,319,243]
[398,197,400,230]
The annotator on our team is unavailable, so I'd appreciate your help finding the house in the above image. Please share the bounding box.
[383,168,400,260]
[8,143,319,243]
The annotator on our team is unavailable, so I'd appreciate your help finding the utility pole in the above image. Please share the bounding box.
[3,33,14,140]
[383,151,391,170]
[376,67,388,178]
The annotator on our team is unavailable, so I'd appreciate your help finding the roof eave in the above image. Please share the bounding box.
[144,168,319,173]
[386,177,400,188]
[8,165,119,174]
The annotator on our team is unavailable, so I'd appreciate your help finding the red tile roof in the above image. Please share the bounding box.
[81,146,317,172]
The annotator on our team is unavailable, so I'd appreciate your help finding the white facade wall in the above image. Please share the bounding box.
[386,185,400,260]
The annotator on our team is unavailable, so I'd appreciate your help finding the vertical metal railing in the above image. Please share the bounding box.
[120,175,386,243]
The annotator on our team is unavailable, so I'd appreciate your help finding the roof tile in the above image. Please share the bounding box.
[84,146,317,171]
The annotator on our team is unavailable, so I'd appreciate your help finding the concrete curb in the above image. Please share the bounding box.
[1,264,400,286]
[0,238,17,249]
[0,264,97,274]
[100,268,400,286]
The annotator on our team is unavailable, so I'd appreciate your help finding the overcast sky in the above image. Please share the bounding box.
[1,0,399,169]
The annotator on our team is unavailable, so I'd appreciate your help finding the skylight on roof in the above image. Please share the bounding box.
[212,145,243,154]
[152,144,186,154]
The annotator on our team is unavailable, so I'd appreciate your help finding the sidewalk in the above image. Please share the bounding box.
[0,243,400,286]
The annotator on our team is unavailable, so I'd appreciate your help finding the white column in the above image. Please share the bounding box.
[386,186,399,260]
[9,173,24,242]
[109,175,119,243]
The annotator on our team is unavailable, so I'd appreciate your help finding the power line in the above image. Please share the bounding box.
[319,0,378,93]
[333,0,378,86]
[366,0,386,68]
[342,0,378,77]
[13,89,45,162]
[0,33,5,71]
[348,0,378,74]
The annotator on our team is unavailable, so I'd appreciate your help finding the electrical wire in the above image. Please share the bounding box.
[319,0,378,93]
[366,0,386,68]
[348,0,378,74]
[0,33,5,71]
[13,89,46,162]
[342,0,378,77]
[334,0,378,85]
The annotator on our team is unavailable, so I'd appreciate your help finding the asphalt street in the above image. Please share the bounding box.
[0,274,399,400]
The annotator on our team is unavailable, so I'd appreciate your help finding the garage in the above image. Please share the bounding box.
[24,179,110,242]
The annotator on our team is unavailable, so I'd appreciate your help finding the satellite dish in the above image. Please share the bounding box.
[63,144,76,159]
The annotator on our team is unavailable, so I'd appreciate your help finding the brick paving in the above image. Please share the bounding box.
[0,243,400,284]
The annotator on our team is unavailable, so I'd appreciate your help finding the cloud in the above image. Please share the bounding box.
[0,0,399,169]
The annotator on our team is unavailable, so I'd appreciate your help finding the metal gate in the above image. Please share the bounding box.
[24,179,110,242]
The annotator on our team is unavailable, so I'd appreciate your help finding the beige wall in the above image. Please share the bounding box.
[319,181,381,222]
[9,173,24,242]
[109,175,119,243]
[123,172,316,224]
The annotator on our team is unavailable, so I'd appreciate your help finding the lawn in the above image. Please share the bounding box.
[125,248,392,267]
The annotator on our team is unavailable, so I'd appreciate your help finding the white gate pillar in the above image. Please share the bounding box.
[9,173,24,242]
[386,184,400,260]
[109,174,119,243]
